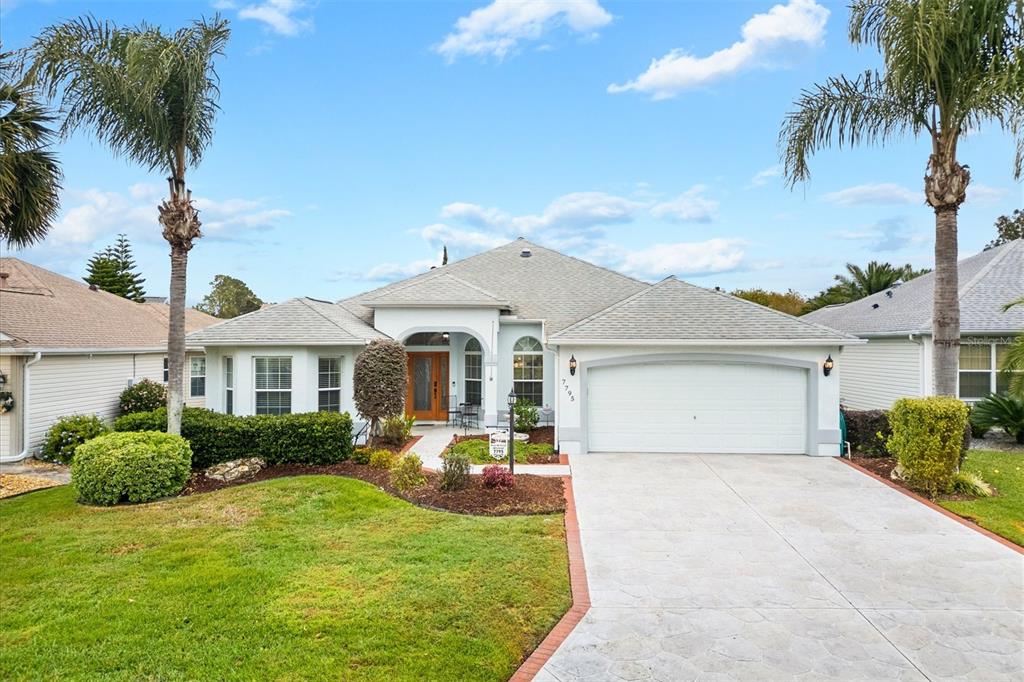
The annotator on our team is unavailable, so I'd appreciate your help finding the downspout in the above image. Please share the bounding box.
[3,352,42,463]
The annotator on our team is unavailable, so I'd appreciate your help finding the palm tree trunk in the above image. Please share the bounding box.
[167,246,188,435]
[932,206,960,396]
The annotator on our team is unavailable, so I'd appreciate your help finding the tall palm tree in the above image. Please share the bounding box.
[1001,296,1024,398]
[30,16,230,435]
[0,50,62,248]
[780,0,1023,396]
[834,260,927,299]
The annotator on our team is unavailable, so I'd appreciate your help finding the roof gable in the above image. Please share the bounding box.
[803,240,1024,335]
[361,272,509,307]
[551,277,853,343]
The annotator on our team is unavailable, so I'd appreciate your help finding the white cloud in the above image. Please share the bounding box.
[650,185,718,222]
[967,184,1010,205]
[746,164,782,188]
[441,191,642,235]
[608,0,828,99]
[822,183,919,206]
[831,216,926,252]
[420,222,507,251]
[436,0,612,62]
[238,0,312,36]
[360,258,441,282]
[616,238,748,278]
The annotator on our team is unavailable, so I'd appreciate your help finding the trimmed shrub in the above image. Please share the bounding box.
[389,453,426,492]
[514,398,539,433]
[369,449,397,470]
[481,464,515,489]
[378,413,415,446]
[887,397,969,497]
[969,393,1024,444]
[353,340,407,435]
[114,407,353,469]
[119,379,167,414]
[72,432,191,506]
[41,415,108,464]
[842,408,890,457]
[439,451,471,491]
[352,447,372,465]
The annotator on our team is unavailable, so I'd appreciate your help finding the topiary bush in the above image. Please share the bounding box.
[389,453,426,492]
[71,431,191,506]
[114,407,353,469]
[353,340,407,436]
[41,415,108,464]
[119,378,167,414]
[887,397,969,497]
[369,449,397,470]
[514,397,539,432]
[481,464,515,489]
[378,413,415,447]
[841,408,891,457]
[439,451,471,491]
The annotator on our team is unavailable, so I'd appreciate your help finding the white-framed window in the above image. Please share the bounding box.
[255,356,291,415]
[224,357,234,415]
[318,356,342,412]
[464,337,482,406]
[513,336,543,407]
[959,340,1022,400]
[162,357,169,383]
[189,356,206,397]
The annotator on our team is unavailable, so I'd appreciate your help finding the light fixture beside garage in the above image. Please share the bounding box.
[568,354,577,376]
[823,355,834,376]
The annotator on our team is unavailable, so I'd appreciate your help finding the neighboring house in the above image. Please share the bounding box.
[0,258,218,462]
[189,240,858,456]
[804,239,1023,410]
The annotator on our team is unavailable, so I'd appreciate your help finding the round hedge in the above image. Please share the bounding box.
[71,432,192,506]
[41,414,108,464]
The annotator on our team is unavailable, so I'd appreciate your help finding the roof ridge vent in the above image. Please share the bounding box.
[520,246,532,258]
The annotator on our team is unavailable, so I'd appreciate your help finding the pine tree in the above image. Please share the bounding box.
[83,234,146,301]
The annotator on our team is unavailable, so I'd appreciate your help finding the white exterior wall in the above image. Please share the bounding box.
[203,346,361,417]
[496,321,556,419]
[553,344,843,457]
[836,338,925,410]
[0,353,24,459]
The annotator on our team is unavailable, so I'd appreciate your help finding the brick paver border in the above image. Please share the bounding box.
[839,457,1023,555]
[509,475,590,681]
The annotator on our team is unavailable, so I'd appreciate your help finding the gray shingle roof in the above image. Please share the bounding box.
[344,239,649,333]
[361,272,510,307]
[187,297,386,346]
[803,240,1024,336]
[550,276,854,342]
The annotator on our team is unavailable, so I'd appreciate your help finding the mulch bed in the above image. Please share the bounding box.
[849,455,993,502]
[450,426,560,464]
[181,461,565,516]
[0,474,61,499]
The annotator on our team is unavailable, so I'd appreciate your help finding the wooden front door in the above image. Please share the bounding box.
[407,352,449,421]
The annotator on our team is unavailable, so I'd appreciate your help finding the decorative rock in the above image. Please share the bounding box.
[204,458,265,482]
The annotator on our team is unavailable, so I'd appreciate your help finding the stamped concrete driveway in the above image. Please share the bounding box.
[540,454,1024,681]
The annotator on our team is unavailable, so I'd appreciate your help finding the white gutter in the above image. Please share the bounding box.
[546,338,867,347]
[3,351,42,463]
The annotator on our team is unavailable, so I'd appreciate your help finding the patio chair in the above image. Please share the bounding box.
[446,394,461,427]
[461,403,480,430]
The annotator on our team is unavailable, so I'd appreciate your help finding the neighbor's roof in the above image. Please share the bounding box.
[187,297,387,346]
[0,257,217,351]
[344,239,648,333]
[550,276,856,344]
[360,272,510,308]
[803,240,1024,336]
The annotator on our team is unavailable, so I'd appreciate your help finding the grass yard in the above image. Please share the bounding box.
[450,438,556,465]
[0,476,571,681]
[940,450,1024,547]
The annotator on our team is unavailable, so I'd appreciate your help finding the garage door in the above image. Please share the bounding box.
[587,362,808,454]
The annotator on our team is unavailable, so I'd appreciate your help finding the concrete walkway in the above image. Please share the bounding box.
[540,453,1023,681]
[409,425,570,476]
[0,460,71,484]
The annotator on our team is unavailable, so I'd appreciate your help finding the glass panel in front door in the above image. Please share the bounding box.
[413,356,433,411]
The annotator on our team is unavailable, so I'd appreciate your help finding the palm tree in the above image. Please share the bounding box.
[0,50,62,248]
[780,0,1023,396]
[1001,296,1024,398]
[30,16,230,435]
[834,261,927,299]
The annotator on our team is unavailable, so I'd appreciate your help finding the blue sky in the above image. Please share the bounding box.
[3,0,1021,305]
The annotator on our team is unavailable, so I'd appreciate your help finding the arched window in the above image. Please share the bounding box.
[464,337,482,406]
[513,336,543,406]
[405,332,449,346]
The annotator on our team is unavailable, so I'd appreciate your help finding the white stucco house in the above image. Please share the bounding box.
[803,239,1023,410]
[188,240,859,456]
[0,258,217,462]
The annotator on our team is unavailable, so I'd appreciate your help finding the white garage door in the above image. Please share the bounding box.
[587,362,808,454]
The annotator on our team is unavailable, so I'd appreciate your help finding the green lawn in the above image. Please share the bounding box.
[0,476,570,681]
[940,450,1024,547]
[450,439,555,464]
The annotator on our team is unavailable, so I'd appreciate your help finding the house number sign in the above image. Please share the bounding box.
[561,378,575,402]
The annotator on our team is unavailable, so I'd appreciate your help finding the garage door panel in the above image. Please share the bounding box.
[587,362,808,454]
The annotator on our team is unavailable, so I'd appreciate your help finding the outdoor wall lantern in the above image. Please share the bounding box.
[823,355,834,377]
[568,354,577,376]
[441,332,450,343]
[0,371,6,388]
[507,389,518,475]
